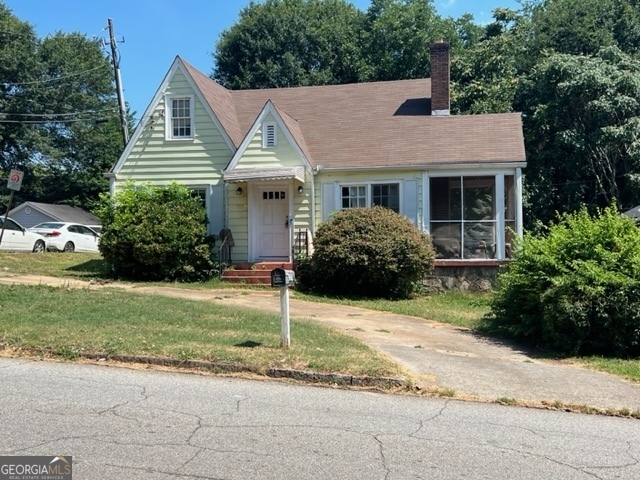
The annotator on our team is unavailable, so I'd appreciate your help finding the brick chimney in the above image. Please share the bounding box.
[430,40,450,116]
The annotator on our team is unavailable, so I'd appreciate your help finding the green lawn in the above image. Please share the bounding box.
[0,283,403,378]
[292,290,492,329]
[2,252,639,384]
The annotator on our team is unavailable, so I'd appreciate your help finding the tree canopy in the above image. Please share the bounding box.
[213,0,368,88]
[0,2,125,211]
[3,0,640,224]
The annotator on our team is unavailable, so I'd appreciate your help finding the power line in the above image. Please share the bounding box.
[0,107,118,117]
[1,65,106,87]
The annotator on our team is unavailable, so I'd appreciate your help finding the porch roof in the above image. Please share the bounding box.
[224,166,305,183]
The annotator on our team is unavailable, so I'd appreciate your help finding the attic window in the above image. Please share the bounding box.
[166,95,194,139]
[263,122,277,148]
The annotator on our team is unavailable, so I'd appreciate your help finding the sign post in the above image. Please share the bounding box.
[271,268,295,348]
[0,169,24,247]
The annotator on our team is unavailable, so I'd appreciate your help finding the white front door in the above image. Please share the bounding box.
[255,185,290,259]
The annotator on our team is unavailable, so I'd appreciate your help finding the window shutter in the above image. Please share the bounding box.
[403,180,418,225]
[208,185,225,235]
[321,183,337,221]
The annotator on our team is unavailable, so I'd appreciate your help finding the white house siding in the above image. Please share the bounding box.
[315,170,424,228]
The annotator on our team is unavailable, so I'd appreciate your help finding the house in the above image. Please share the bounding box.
[109,41,526,286]
[7,202,102,231]
[624,205,640,223]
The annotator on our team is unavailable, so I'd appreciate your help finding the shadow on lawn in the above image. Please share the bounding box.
[234,341,263,348]
[65,259,111,278]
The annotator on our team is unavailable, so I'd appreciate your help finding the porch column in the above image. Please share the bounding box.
[495,174,505,260]
[422,171,430,233]
[515,167,524,238]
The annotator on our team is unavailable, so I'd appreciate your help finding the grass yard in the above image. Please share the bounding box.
[0,284,403,378]
[292,290,492,330]
[2,252,639,384]
[0,252,109,278]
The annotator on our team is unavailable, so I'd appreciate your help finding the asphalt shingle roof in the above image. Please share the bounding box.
[182,59,526,170]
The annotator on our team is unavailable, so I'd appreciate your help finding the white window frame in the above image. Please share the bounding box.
[339,181,401,213]
[165,95,194,140]
[426,171,521,260]
[262,122,277,148]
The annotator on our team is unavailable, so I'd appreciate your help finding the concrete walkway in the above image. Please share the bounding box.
[2,273,640,411]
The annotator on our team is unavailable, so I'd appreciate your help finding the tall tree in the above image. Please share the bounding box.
[531,0,640,56]
[0,2,124,211]
[212,0,368,89]
[361,0,456,81]
[517,47,640,224]
[451,8,531,114]
[0,3,39,176]
[27,33,123,209]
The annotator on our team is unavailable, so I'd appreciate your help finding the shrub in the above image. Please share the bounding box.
[95,182,216,282]
[488,205,640,357]
[300,206,435,298]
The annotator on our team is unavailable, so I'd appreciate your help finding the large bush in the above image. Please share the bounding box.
[95,183,215,281]
[489,205,640,357]
[301,206,435,298]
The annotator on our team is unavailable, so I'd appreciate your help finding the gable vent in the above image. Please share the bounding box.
[264,122,277,148]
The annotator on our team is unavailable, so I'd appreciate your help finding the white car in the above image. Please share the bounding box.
[28,222,100,253]
[0,217,46,253]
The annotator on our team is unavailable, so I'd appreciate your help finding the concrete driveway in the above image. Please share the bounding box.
[1,273,640,411]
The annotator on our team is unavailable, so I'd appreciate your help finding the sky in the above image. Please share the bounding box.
[3,0,521,123]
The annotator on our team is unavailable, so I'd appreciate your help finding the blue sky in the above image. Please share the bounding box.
[4,0,521,122]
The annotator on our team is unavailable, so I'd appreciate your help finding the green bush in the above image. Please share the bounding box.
[300,206,435,298]
[488,205,640,357]
[95,183,216,282]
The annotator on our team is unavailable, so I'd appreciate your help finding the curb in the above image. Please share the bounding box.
[1,345,405,389]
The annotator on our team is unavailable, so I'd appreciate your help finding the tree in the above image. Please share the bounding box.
[451,8,530,114]
[95,183,216,282]
[531,0,640,56]
[212,0,368,89]
[361,0,457,81]
[517,47,640,224]
[0,3,124,211]
[26,33,124,210]
[0,3,39,179]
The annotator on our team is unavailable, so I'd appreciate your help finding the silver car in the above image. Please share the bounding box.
[0,217,46,253]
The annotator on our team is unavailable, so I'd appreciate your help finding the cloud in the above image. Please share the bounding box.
[440,0,456,8]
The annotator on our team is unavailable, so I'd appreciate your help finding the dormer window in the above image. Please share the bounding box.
[166,95,194,139]
[263,122,277,148]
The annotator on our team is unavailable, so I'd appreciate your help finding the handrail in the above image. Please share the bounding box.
[218,230,233,278]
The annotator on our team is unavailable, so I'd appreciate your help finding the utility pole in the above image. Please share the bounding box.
[107,18,129,149]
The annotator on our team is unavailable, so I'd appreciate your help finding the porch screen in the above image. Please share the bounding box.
[430,176,496,259]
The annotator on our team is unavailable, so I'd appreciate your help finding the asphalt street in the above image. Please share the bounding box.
[1,357,639,479]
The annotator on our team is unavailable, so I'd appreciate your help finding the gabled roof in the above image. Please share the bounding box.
[624,205,640,220]
[192,63,526,169]
[116,57,526,173]
[9,202,101,225]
